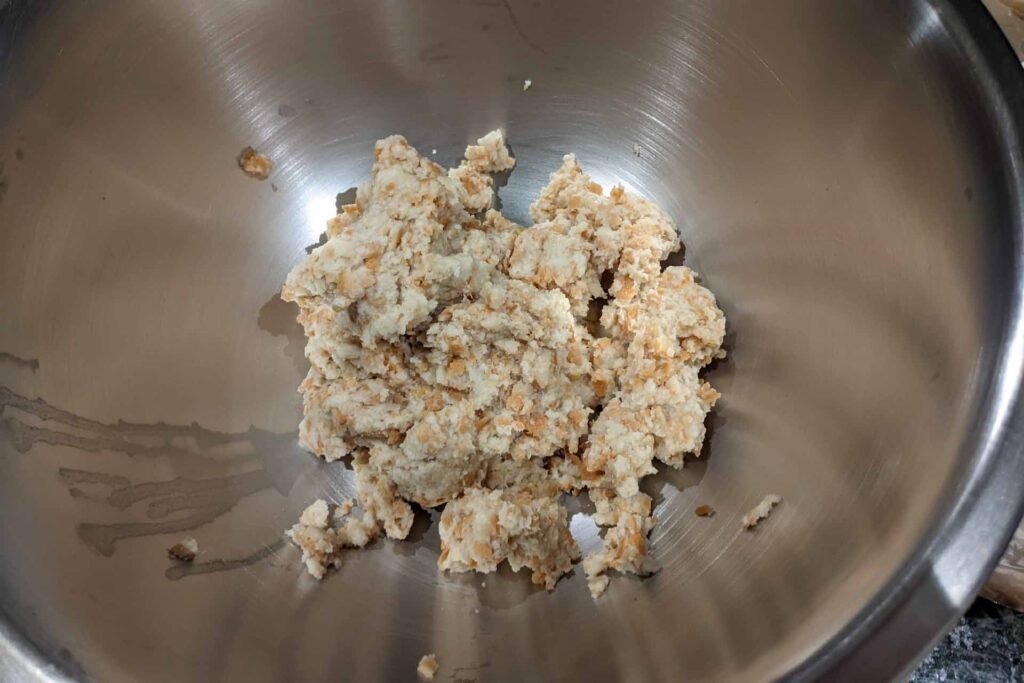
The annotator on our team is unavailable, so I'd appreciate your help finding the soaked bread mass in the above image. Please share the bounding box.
[283,131,725,596]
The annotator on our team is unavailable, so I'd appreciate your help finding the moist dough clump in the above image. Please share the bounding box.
[283,131,725,595]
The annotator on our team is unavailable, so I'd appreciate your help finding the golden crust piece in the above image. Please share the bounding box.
[238,146,273,179]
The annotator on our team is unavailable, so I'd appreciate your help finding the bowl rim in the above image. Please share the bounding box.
[789,1,1024,679]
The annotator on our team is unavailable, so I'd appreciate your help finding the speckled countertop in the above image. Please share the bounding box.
[910,600,1024,682]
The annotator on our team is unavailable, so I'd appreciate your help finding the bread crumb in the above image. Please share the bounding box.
[695,504,715,517]
[587,572,610,598]
[287,491,390,579]
[417,654,439,680]
[742,494,782,529]
[583,491,658,597]
[299,499,330,528]
[238,146,273,180]
[632,142,642,157]
[335,498,355,518]
[168,537,198,562]
[281,130,726,595]
[523,78,532,91]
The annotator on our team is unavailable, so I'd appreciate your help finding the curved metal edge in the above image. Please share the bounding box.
[0,611,74,683]
[0,1,71,680]
[790,1,1024,680]
[0,0,25,70]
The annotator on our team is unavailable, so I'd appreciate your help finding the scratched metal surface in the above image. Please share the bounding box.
[1,1,1024,681]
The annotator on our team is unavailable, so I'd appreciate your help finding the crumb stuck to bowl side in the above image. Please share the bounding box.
[238,146,273,180]
[167,537,199,562]
[417,653,439,680]
[742,494,782,530]
[695,504,716,517]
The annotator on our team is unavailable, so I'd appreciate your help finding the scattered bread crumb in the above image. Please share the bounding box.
[167,537,198,562]
[632,142,642,157]
[238,146,273,180]
[695,504,715,517]
[417,654,439,680]
[523,78,532,91]
[742,494,782,529]
[287,494,384,579]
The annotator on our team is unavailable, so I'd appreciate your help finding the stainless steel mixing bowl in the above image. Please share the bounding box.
[2,0,1024,680]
